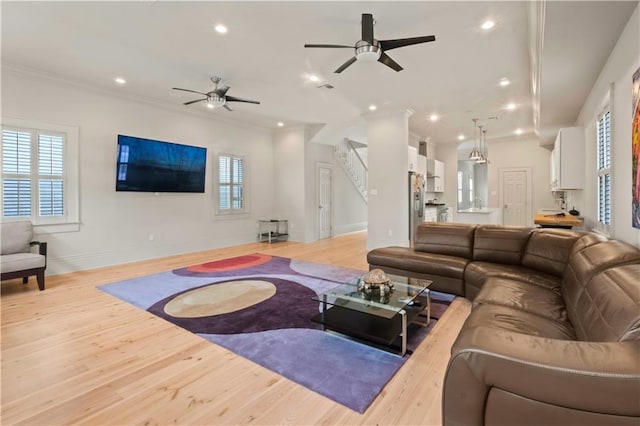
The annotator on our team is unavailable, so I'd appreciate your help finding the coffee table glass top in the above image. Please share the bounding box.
[312,273,432,320]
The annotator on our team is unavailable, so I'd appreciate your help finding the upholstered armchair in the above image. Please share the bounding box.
[0,221,47,290]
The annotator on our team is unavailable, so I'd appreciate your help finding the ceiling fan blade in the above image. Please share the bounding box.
[379,35,436,51]
[334,56,357,73]
[378,52,403,72]
[173,87,209,96]
[183,98,208,105]
[215,85,231,97]
[304,43,354,49]
[223,104,233,111]
[361,13,374,43]
[225,95,260,104]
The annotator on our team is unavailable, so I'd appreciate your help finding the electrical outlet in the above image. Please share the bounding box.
[388,229,393,237]
[149,233,155,241]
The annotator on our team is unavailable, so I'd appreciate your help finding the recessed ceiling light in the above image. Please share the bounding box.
[499,78,510,87]
[506,103,517,111]
[368,104,377,111]
[114,77,126,85]
[457,134,465,141]
[481,20,495,30]
[308,74,320,82]
[277,122,284,127]
[214,24,228,34]
[515,128,523,135]
[429,113,439,122]
[206,103,214,109]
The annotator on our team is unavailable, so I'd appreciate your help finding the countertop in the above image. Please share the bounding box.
[457,207,497,214]
[534,213,583,227]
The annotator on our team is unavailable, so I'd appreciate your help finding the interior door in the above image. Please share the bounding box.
[317,164,333,239]
[501,169,530,226]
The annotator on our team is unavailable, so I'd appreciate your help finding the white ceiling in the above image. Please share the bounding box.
[1,1,636,146]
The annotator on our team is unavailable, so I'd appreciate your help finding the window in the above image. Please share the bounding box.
[468,175,474,204]
[216,154,247,214]
[2,128,65,219]
[457,171,463,204]
[596,109,611,234]
[1,118,78,230]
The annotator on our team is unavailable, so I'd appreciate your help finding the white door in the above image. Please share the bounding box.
[500,168,531,226]
[317,164,333,239]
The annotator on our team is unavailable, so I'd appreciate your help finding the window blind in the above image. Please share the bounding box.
[218,154,245,212]
[2,128,66,218]
[597,110,611,227]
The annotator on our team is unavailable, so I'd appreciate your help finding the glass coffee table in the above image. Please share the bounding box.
[311,274,432,356]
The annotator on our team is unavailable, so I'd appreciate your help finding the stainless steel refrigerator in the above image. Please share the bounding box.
[409,171,425,247]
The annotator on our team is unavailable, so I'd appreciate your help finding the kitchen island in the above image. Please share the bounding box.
[455,207,501,225]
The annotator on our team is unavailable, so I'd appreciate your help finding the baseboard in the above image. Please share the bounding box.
[334,221,368,235]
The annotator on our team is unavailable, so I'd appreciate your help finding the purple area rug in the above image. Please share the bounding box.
[98,254,452,413]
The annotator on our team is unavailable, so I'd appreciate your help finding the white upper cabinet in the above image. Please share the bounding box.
[426,159,445,192]
[417,154,427,177]
[408,146,418,172]
[550,127,585,190]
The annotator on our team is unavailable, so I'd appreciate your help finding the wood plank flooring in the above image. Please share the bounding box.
[1,231,471,425]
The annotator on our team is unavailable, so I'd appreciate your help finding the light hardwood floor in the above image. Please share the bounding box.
[1,231,471,425]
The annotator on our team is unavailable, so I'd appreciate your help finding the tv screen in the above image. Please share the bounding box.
[116,135,206,193]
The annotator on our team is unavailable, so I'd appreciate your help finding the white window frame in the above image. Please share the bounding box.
[215,153,249,216]
[1,117,79,233]
[595,106,612,236]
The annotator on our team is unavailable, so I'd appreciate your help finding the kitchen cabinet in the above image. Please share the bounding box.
[550,127,584,190]
[417,154,427,177]
[424,207,437,222]
[408,146,418,172]
[426,159,445,192]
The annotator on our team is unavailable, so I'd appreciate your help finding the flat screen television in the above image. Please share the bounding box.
[116,135,207,193]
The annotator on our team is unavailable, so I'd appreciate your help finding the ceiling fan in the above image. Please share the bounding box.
[172,77,260,111]
[304,13,436,73]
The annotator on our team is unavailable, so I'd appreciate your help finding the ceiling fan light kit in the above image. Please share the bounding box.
[172,76,259,112]
[304,13,435,73]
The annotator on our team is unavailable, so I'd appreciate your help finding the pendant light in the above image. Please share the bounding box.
[469,118,482,160]
[476,127,487,164]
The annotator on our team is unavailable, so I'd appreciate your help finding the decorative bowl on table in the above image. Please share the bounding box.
[358,268,395,298]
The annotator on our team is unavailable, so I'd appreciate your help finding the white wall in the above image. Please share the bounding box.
[575,5,640,246]
[486,136,556,225]
[273,126,307,241]
[2,69,275,275]
[366,110,411,249]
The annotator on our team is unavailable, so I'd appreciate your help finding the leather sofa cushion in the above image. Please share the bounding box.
[465,262,562,301]
[367,246,469,279]
[522,229,583,277]
[473,225,532,265]
[570,232,607,257]
[563,240,640,341]
[474,277,567,323]
[571,264,640,342]
[460,303,576,340]
[414,223,476,259]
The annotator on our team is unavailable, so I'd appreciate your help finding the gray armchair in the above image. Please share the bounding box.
[0,221,47,290]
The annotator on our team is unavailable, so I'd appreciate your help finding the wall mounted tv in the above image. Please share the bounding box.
[116,135,207,193]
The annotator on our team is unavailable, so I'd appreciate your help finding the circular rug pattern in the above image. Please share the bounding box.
[163,280,277,318]
[148,277,321,334]
[184,253,272,273]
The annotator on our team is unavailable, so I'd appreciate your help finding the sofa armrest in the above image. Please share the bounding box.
[29,241,47,267]
[443,326,640,425]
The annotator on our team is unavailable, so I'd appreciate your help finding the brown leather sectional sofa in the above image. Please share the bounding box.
[367,222,640,425]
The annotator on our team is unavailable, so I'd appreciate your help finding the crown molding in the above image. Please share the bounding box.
[1,63,272,132]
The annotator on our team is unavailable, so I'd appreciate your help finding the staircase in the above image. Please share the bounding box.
[333,138,368,202]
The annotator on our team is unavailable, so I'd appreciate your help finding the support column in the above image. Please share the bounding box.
[365,109,413,250]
